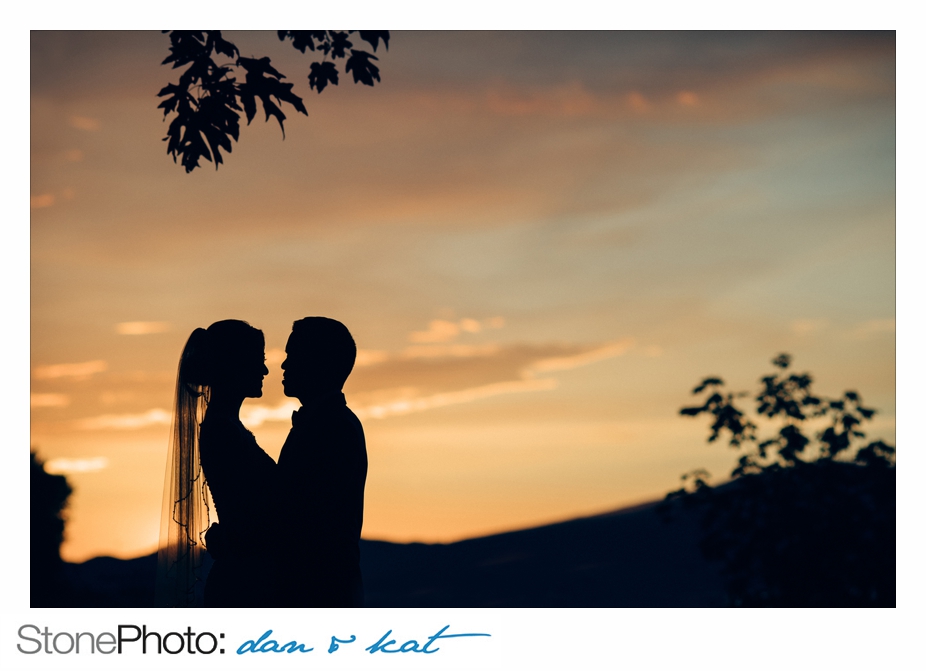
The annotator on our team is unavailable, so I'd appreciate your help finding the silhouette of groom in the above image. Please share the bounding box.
[276,317,367,607]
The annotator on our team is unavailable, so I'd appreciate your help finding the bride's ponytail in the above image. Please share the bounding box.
[155,327,212,607]
[155,319,263,606]
[179,327,212,389]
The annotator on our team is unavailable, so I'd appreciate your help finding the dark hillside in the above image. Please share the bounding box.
[59,499,724,607]
[362,501,724,606]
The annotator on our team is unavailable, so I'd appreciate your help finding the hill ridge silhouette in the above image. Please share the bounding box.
[62,498,726,607]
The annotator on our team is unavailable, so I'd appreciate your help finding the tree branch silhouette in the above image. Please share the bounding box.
[664,353,895,606]
[158,30,390,173]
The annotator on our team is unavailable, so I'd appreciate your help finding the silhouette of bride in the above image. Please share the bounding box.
[155,319,276,607]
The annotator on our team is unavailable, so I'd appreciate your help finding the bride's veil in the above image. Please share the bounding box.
[155,329,212,607]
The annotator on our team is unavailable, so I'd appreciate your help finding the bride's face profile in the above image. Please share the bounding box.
[209,339,269,399]
[231,343,269,399]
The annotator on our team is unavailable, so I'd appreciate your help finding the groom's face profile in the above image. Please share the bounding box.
[281,319,355,403]
[281,333,320,401]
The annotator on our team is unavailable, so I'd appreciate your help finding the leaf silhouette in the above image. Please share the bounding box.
[159,30,390,172]
[161,31,207,68]
[212,31,239,59]
[358,31,390,52]
[308,61,339,93]
[345,50,380,86]
[329,31,353,59]
[238,56,308,135]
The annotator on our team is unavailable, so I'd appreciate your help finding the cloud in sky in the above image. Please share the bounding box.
[627,91,649,113]
[356,349,390,367]
[228,337,637,426]
[352,338,633,419]
[529,339,635,373]
[241,399,300,428]
[348,340,637,398]
[355,378,558,420]
[31,194,55,209]
[409,319,460,343]
[676,91,699,106]
[408,317,504,343]
[31,393,70,408]
[402,344,501,359]
[75,408,170,430]
[68,115,101,131]
[44,457,109,474]
[115,321,171,335]
[485,81,597,118]
[29,33,893,265]
[34,360,107,380]
[791,319,829,335]
[58,338,627,431]
[239,378,559,427]
[850,318,895,340]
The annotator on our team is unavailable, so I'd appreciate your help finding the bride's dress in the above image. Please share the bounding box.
[199,414,278,607]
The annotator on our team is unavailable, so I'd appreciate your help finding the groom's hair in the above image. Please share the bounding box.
[290,317,357,388]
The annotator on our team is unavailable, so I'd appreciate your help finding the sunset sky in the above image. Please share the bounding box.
[30,31,895,562]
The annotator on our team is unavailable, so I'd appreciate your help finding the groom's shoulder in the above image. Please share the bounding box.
[286,404,363,441]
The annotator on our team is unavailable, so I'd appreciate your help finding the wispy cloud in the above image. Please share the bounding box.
[349,339,637,398]
[402,344,501,359]
[340,337,637,420]
[850,318,895,340]
[529,339,634,373]
[354,378,558,420]
[241,382,558,426]
[75,409,170,430]
[627,91,649,113]
[115,321,171,335]
[31,393,70,408]
[791,319,829,335]
[31,194,55,209]
[244,338,634,423]
[68,115,101,131]
[44,457,109,474]
[356,349,389,366]
[241,400,301,428]
[34,360,107,380]
[486,81,597,118]
[409,319,463,343]
[408,317,504,343]
[676,91,699,106]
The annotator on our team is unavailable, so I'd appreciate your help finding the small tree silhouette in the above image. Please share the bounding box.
[31,450,74,606]
[665,354,895,606]
[158,30,391,172]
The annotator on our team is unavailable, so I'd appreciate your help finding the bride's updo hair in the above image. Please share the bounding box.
[179,320,264,389]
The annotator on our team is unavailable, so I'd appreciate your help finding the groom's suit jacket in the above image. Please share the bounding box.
[276,392,368,606]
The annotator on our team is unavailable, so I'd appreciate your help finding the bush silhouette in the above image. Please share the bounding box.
[665,354,895,606]
[31,450,73,606]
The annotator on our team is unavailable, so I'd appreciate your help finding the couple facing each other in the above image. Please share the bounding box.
[157,316,366,608]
